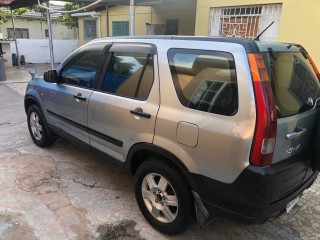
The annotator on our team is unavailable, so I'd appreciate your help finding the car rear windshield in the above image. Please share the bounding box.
[262,51,320,118]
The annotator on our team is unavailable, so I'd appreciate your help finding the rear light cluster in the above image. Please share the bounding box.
[248,53,277,167]
[307,54,320,82]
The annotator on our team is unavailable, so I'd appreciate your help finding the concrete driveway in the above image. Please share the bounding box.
[0,65,319,240]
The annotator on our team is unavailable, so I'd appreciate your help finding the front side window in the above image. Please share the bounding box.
[60,50,104,88]
[168,49,238,116]
[102,52,154,100]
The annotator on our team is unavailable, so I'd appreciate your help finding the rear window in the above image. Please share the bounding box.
[262,51,320,118]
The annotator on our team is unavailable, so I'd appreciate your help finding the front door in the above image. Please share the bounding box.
[88,43,159,162]
[46,45,106,147]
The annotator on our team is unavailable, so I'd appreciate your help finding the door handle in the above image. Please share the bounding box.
[130,107,151,119]
[286,127,307,140]
[73,93,86,101]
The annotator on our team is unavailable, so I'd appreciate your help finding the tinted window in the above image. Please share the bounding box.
[264,52,320,118]
[102,52,154,100]
[168,49,238,116]
[60,51,104,88]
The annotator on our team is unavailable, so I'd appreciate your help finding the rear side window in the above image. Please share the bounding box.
[263,52,320,118]
[168,49,238,116]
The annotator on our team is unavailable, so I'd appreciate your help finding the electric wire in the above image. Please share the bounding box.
[36,0,104,13]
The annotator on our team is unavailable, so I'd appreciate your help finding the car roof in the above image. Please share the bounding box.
[91,35,259,53]
[91,36,302,53]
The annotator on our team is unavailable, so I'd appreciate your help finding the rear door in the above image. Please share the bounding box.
[260,46,320,164]
[88,43,159,162]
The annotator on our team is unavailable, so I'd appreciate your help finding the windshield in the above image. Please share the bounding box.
[262,51,320,118]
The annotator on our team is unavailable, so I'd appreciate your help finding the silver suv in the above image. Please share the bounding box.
[25,36,320,235]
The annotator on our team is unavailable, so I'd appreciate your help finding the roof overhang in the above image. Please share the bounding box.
[0,0,164,9]
[0,0,47,9]
[53,0,163,6]
[71,11,100,17]
[105,0,163,5]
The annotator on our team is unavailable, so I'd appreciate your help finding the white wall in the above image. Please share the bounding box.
[10,39,79,64]
[2,18,76,40]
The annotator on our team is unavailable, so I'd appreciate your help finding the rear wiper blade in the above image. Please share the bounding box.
[299,98,314,113]
[313,97,320,109]
[300,48,308,59]
[268,47,278,61]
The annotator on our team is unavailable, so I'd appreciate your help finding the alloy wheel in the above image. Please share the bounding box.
[29,111,43,141]
[141,173,179,223]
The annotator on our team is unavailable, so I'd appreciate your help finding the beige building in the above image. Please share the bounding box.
[75,0,320,68]
[76,0,196,46]
[0,9,77,40]
[195,0,320,67]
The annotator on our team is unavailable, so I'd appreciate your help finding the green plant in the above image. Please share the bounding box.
[59,2,86,29]
[0,7,28,24]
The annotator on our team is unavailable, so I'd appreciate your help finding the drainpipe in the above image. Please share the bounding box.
[130,0,135,36]
[46,2,54,69]
[10,8,20,67]
[105,4,109,37]
[40,13,44,39]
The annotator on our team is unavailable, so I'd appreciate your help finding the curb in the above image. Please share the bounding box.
[0,80,30,84]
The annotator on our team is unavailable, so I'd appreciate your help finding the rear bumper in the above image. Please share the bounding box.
[189,151,319,224]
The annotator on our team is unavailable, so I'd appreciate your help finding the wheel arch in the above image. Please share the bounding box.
[24,94,41,114]
[126,143,198,191]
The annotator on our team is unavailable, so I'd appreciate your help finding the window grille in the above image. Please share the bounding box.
[210,4,282,41]
[7,28,29,39]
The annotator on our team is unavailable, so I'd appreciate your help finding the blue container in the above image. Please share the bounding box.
[12,53,18,66]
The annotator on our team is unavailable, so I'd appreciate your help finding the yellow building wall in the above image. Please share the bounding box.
[78,16,87,46]
[78,1,196,46]
[78,6,152,46]
[152,0,196,36]
[277,0,320,69]
[195,0,320,68]
[106,6,152,36]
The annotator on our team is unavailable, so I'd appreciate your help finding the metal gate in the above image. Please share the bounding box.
[210,4,282,42]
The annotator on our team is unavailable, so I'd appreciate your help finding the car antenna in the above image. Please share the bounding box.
[254,21,274,41]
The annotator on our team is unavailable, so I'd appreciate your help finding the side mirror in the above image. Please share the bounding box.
[29,69,36,80]
[43,70,58,83]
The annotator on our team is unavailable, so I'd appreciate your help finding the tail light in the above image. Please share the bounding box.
[307,54,320,82]
[248,53,277,167]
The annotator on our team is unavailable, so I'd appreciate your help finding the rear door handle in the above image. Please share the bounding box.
[130,107,151,119]
[73,93,86,101]
[286,127,307,140]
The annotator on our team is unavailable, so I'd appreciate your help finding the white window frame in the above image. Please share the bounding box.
[83,18,100,40]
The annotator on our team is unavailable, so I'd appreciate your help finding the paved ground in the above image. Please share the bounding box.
[0,65,319,240]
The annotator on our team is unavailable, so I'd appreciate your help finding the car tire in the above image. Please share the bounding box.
[134,159,194,235]
[27,104,55,147]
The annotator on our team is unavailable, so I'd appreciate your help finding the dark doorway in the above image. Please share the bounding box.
[166,19,179,35]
